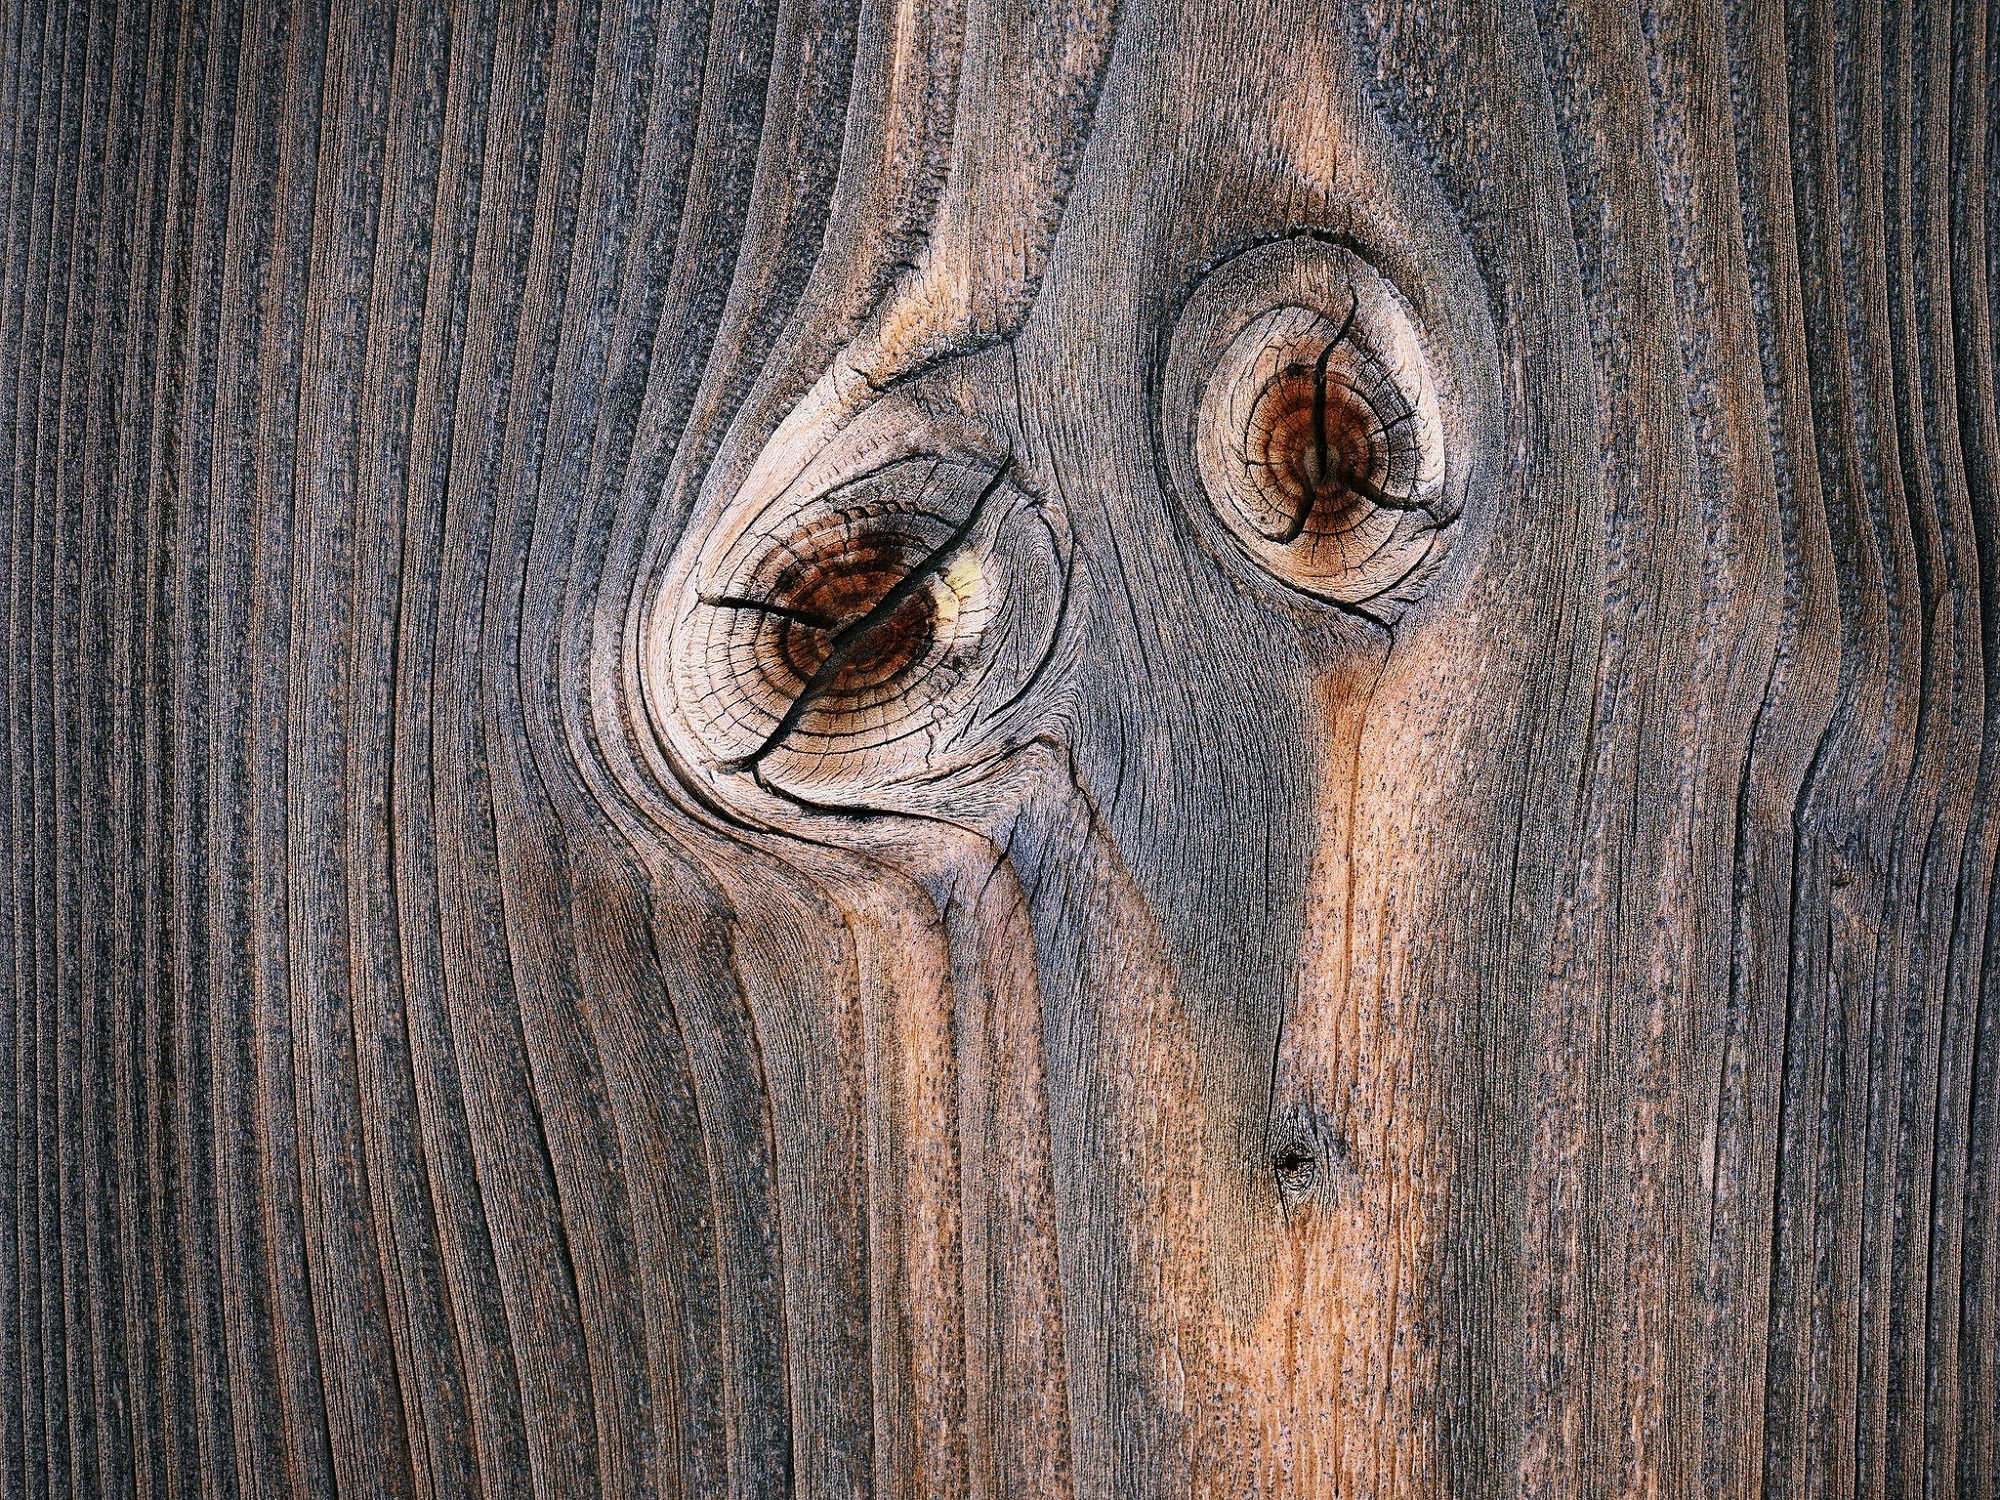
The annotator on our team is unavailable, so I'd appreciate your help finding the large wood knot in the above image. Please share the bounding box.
[662,450,1067,807]
[1163,237,1460,618]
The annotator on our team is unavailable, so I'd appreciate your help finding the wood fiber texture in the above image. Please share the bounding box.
[0,0,1996,1493]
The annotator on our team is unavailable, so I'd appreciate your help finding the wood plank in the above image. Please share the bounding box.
[1,0,1994,1493]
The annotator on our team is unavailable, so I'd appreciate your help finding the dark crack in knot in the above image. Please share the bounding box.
[713,460,1012,774]
[1250,292,1430,546]
[1268,292,1360,544]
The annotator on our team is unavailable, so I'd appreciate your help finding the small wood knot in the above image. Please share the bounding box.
[1271,1141,1320,1197]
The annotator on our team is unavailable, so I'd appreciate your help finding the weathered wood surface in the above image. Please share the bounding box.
[2,0,1996,1493]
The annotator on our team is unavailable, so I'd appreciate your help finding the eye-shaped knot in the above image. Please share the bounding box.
[662,446,1067,808]
[1239,292,1437,546]
[1162,237,1460,617]
[1271,1140,1321,1199]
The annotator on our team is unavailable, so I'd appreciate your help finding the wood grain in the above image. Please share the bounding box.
[1,0,1994,1494]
